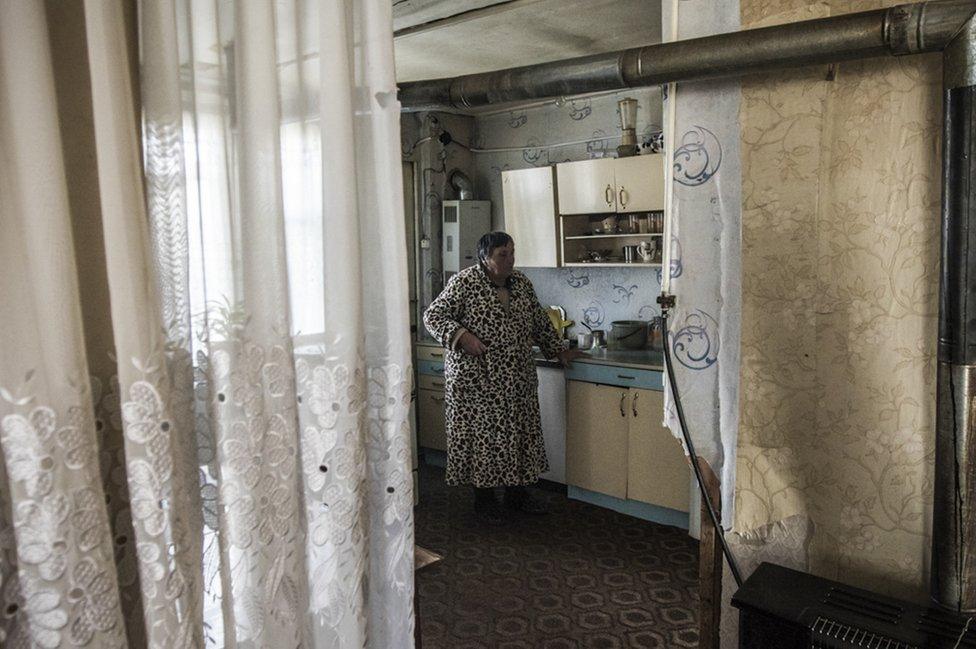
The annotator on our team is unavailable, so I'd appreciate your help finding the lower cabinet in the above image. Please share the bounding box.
[417,374,447,451]
[566,380,689,512]
[627,388,690,512]
[566,381,630,499]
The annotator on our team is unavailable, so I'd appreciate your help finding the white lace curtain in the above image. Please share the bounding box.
[0,0,414,647]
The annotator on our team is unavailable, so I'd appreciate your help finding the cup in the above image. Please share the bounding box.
[590,330,606,348]
[637,241,655,263]
[627,215,640,234]
[577,332,593,349]
[601,215,619,233]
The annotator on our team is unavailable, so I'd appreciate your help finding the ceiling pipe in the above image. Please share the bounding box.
[398,0,976,110]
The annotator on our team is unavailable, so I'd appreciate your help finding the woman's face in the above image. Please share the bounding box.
[485,241,515,280]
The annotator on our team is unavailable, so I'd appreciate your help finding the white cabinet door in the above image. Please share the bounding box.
[537,366,566,483]
[614,154,665,213]
[556,158,617,215]
[502,167,559,267]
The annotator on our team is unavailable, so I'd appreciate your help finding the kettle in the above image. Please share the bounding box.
[546,306,574,338]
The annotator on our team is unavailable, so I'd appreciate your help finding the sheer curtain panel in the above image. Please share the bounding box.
[0,0,415,647]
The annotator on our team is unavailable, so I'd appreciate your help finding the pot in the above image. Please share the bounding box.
[609,320,649,350]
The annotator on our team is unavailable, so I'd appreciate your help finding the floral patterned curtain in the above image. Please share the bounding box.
[0,0,415,647]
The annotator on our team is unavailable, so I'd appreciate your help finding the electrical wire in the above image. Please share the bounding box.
[661,307,744,588]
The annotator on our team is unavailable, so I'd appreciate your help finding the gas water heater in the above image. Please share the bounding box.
[442,200,491,285]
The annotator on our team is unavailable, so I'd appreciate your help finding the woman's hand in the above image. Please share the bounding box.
[458,331,488,356]
[556,348,588,368]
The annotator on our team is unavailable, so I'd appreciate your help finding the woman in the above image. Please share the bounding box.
[423,231,585,522]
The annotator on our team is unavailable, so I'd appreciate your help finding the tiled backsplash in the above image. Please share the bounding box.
[522,266,661,339]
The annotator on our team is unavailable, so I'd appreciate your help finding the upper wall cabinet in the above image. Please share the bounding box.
[613,155,665,213]
[502,166,560,268]
[554,158,618,214]
[556,154,665,215]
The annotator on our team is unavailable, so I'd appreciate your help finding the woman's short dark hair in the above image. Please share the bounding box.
[477,231,513,265]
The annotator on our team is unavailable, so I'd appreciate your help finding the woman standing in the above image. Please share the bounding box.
[424,232,584,522]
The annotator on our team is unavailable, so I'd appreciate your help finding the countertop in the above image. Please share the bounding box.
[416,339,663,371]
[535,346,664,371]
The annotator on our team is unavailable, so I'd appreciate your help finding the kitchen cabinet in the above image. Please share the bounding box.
[612,155,665,213]
[627,388,690,511]
[565,376,690,513]
[538,366,567,483]
[417,383,447,451]
[555,154,664,215]
[565,381,630,499]
[416,345,447,452]
[502,167,560,267]
[555,158,618,215]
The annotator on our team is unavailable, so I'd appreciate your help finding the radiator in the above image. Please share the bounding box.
[731,563,975,648]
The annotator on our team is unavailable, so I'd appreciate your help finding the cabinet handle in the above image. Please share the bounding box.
[617,374,636,380]
[605,184,614,206]
[431,396,445,403]
[430,351,443,358]
[632,391,639,417]
[431,381,444,388]
[619,392,627,417]
[618,186,627,207]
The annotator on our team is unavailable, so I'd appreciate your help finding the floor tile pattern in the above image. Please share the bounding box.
[415,464,700,648]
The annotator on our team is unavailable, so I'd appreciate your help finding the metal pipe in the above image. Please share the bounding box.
[934,9,976,612]
[399,0,976,110]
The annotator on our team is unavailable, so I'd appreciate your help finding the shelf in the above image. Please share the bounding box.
[564,262,662,268]
[564,233,664,240]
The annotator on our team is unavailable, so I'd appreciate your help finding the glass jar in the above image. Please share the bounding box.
[638,214,651,233]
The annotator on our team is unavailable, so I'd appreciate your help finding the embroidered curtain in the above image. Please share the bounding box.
[0,0,414,647]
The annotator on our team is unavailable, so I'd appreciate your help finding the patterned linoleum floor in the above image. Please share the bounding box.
[414,461,700,649]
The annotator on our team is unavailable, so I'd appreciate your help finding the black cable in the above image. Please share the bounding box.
[661,308,744,588]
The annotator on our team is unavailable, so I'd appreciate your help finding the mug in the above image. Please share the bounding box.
[638,241,658,263]
[577,332,593,349]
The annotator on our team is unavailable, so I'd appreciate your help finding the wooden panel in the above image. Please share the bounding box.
[502,167,560,267]
[613,154,665,213]
[417,388,447,451]
[698,458,722,649]
[627,388,690,512]
[556,158,616,215]
[565,380,629,499]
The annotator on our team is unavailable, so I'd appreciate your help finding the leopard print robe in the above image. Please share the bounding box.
[423,265,564,487]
